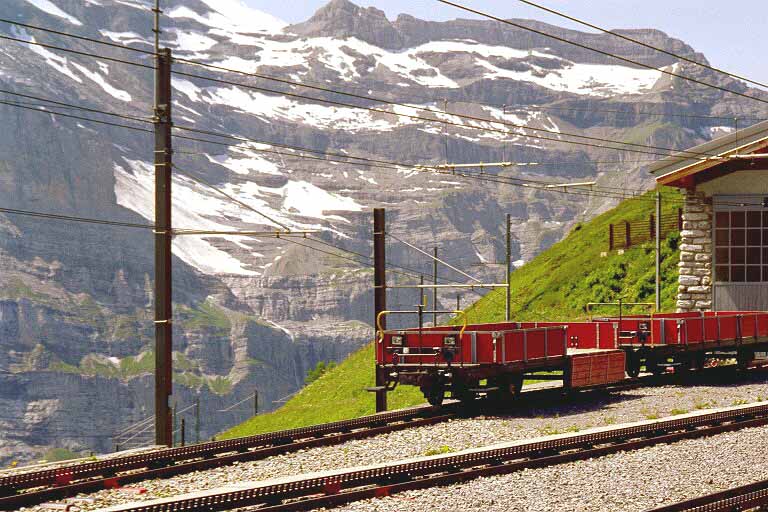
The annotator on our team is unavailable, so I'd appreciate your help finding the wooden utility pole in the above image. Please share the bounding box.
[655,192,662,311]
[373,208,387,412]
[505,213,512,321]
[432,247,438,326]
[154,45,173,447]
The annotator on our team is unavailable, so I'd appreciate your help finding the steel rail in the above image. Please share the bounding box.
[100,402,768,512]
[2,365,762,510]
[0,376,646,509]
[647,478,768,511]
[0,406,455,509]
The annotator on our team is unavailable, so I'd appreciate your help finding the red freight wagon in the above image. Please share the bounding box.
[375,311,768,406]
[602,311,768,377]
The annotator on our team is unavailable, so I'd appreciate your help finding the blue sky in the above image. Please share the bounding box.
[243,0,768,89]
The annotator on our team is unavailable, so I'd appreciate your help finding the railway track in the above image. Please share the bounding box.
[648,478,768,512]
[3,364,764,510]
[0,405,456,510]
[100,402,768,512]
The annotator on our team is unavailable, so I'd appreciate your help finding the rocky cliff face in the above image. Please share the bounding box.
[0,0,766,464]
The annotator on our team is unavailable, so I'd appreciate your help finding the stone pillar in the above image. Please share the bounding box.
[676,190,713,312]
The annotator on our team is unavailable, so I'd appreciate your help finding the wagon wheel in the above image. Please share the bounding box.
[511,373,524,398]
[423,382,445,407]
[451,382,474,404]
[737,350,754,371]
[647,355,666,376]
[675,355,693,376]
[626,352,641,378]
[692,352,706,372]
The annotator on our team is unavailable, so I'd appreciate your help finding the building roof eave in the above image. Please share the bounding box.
[649,120,768,187]
[654,133,768,188]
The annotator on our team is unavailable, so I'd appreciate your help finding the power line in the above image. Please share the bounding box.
[174,147,662,167]
[0,99,153,133]
[171,165,290,230]
[171,48,755,125]
[0,33,153,69]
[0,89,152,123]
[0,207,156,230]
[0,207,304,237]
[4,16,757,124]
[0,17,155,55]
[0,99,687,207]
[159,163,496,288]
[172,128,673,203]
[174,124,652,194]
[436,0,768,107]
[177,125,653,194]
[511,0,768,91]
[498,103,765,123]
[175,134,675,205]
[0,21,720,197]
[170,67,720,160]
[175,132,680,201]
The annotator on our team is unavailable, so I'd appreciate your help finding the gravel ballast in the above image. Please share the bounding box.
[329,425,768,512]
[23,373,768,511]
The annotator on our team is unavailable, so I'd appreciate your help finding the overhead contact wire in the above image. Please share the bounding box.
[170,68,721,160]
[512,0,768,91]
[436,0,768,107]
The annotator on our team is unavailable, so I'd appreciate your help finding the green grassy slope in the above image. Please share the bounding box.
[463,188,683,323]
[220,344,424,439]
[221,189,683,438]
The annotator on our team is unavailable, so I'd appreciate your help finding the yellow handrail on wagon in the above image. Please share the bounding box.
[376,309,468,343]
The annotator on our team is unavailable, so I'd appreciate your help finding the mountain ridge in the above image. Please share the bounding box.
[1,0,766,463]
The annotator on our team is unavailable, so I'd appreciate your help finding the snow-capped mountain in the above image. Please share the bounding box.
[1,0,766,462]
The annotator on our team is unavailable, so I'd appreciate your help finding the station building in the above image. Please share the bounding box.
[650,120,768,312]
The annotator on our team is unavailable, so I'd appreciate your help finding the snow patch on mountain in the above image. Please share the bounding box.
[70,62,132,101]
[113,156,363,275]
[99,31,151,47]
[709,126,736,137]
[477,58,662,96]
[199,85,414,132]
[167,29,218,53]
[414,40,542,60]
[11,27,82,83]
[280,180,363,220]
[113,159,261,275]
[167,0,286,37]
[172,78,204,102]
[200,35,666,95]
[198,0,287,32]
[207,150,282,176]
[175,75,555,138]
[113,0,151,10]
[22,0,82,25]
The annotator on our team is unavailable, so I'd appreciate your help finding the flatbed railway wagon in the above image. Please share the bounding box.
[375,311,768,405]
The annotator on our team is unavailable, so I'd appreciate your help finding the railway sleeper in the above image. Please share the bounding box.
[533,448,561,457]
[382,472,413,485]
[146,459,172,471]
